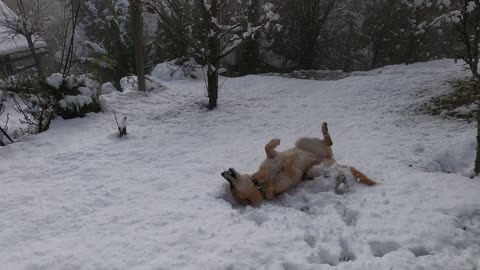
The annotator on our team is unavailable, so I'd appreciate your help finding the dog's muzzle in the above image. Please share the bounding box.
[221,168,238,183]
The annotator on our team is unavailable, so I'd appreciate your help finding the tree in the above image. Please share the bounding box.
[274,0,338,70]
[443,0,480,174]
[0,0,50,76]
[130,0,146,92]
[150,0,193,62]
[145,0,279,109]
[238,0,260,75]
[78,0,137,90]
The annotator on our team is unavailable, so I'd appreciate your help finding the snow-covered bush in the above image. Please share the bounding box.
[1,74,56,133]
[46,73,101,119]
[151,58,202,82]
[0,73,101,134]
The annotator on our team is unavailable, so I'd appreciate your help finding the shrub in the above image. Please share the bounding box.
[0,73,102,134]
[46,73,102,119]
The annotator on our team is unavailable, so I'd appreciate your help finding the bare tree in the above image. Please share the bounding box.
[0,0,51,76]
[144,0,279,109]
[59,0,81,77]
[443,0,480,174]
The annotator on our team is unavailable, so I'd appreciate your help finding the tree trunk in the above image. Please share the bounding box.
[371,48,379,70]
[239,0,260,75]
[131,0,146,92]
[207,65,218,110]
[299,43,315,70]
[26,34,43,76]
[475,102,480,175]
[205,0,219,110]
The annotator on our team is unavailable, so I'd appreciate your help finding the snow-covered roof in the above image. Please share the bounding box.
[0,0,47,58]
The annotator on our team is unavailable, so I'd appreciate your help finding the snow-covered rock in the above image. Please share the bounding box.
[100,82,117,95]
[151,58,203,82]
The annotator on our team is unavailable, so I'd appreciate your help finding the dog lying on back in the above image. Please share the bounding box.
[221,123,376,205]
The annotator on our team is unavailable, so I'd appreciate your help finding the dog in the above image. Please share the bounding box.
[221,123,376,204]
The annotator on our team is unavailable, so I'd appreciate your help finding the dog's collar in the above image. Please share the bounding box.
[252,179,267,200]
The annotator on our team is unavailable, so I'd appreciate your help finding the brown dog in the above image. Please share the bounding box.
[221,123,376,204]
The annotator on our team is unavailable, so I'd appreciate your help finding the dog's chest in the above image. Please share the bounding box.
[264,158,283,178]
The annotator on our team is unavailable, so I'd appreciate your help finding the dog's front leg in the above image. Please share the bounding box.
[263,181,275,200]
[265,139,281,159]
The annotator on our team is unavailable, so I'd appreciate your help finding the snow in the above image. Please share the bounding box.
[467,1,477,13]
[119,75,164,93]
[151,60,203,82]
[100,82,117,95]
[46,73,63,89]
[0,60,479,269]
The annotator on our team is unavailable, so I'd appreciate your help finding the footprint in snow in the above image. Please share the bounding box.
[369,240,401,257]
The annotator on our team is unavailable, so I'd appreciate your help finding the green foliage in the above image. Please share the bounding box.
[151,0,194,63]
[80,0,135,89]
[49,75,102,119]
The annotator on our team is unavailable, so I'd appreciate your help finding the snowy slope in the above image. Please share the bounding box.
[1,60,479,269]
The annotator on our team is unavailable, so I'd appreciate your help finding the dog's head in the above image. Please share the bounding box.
[221,168,263,205]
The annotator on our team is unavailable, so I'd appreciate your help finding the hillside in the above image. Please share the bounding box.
[0,60,479,269]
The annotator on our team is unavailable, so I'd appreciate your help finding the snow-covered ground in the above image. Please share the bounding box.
[1,60,479,269]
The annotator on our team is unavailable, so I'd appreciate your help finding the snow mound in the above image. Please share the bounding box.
[151,59,203,82]
[418,134,475,174]
[119,76,164,93]
[100,82,117,95]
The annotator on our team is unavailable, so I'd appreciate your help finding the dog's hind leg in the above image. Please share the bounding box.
[322,122,333,146]
[265,139,281,159]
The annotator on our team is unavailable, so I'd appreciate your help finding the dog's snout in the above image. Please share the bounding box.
[221,170,237,184]
[228,168,238,178]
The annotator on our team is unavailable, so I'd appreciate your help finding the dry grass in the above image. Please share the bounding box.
[423,79,479,122]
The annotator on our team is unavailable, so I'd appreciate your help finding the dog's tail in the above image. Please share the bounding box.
[341,166,377,186]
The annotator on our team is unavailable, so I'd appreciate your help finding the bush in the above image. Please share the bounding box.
[46,73,102,119]
[0,73,102,134]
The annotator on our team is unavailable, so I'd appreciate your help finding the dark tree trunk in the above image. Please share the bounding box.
[475,102,480,175]
[239,0,260,75]
[131,0,146,92]
[205,0,219,110]
[26,34,43,76]
[299,42,316,70]
[371,47,379,70]
[207,65,219,110]
[240,37,260,75]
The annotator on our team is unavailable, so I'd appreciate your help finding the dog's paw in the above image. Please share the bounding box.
[335,172,347,195]
[322,122,329,134]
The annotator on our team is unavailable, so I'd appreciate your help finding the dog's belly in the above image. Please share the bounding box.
[273,172,295,194]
